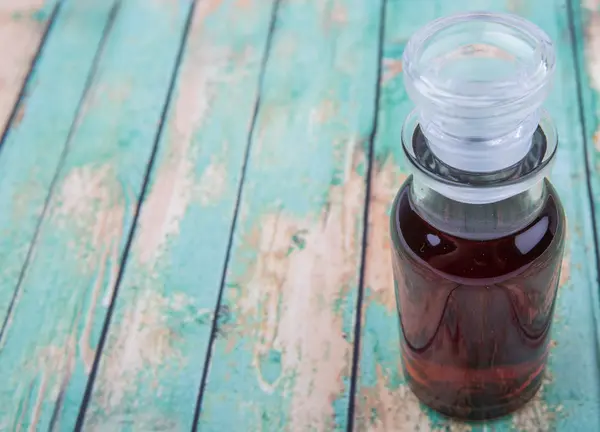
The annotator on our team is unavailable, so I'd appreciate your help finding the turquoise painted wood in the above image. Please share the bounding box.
[573,0,600,271]
[82,0,279,429]
[197,0,382,429]
[355,1,600,431]
[0,0,113,329]
[0,0,598,431]
[0,0,59,133]
[0,0,193,429]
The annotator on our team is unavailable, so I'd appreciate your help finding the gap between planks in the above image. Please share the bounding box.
[346,0,388,430]
[566,0,600,353]
[74,0,199,427]
[191,0,283,428]
[0,1,61,154]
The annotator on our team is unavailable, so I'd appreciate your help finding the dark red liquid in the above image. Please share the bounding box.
[390,178,566,420]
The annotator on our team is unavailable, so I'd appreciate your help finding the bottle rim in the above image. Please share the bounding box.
[402,11,556,109]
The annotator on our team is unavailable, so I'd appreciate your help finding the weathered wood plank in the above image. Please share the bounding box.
[354,1,600,431]
[0,1,193,430]
[575,0,600,163]
[573,0,600,317]
[0,0,118,340]
[0,0,58,134]
[82,0,279,430]
[197,0,383,430]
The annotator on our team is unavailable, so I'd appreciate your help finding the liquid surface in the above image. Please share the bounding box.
[391,179,565,420]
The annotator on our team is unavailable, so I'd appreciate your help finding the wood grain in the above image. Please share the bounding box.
[82,0,279,430]
[0,0,118,330]
[197,0,383,430]
[578,0,600,160]
[0,0,118,346]
[354,1,600,431]
[0,0,193,430]
[575,0,600,290]
[0,0,58,134]
[0,0,597,430]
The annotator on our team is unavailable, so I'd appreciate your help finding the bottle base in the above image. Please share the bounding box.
[406,370,544,421]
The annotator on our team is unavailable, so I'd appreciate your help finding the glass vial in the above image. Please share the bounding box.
[391,12,566,420]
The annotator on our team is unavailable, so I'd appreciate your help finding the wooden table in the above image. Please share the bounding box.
[0,0,599,431]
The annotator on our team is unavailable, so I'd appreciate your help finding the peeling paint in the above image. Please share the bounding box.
[136,152,194,267]
[195,0,224,21]
[310,99,338,126]
[28,373,48,432]
[93,290,207,412]
[197,159,227,205]
[80,236,120,373]
[0,0,207,429]
[51,164,126,376]
[507,0,528,14]
[0,1,47,132]
[228,145,366,430]
[330,2,348,24]
[82,0,275,427]
[365,158,407,311]
[0,0,45,13]
[53,164,126,269]
[17,336,77,431]
[583,0,600,91]
[381,58,403,84]
[54,165,113,226]
[135,56,203,265]
[136,11,238,265]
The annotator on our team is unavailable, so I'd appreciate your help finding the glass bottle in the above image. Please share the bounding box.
[391,12,566,420]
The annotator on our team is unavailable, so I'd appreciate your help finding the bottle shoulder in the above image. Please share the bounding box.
[390,179,566,282]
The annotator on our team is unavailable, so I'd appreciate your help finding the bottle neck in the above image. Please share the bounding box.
[402,111,557,205]
[409,176,548,240]
[417,106,542,173]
